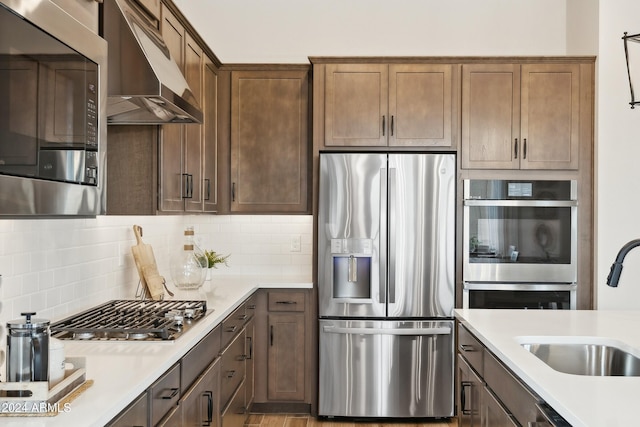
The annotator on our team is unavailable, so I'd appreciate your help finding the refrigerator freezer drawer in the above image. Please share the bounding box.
[318,319,454,418]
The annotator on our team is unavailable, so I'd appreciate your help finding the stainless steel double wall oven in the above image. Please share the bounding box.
[463,179,578,309]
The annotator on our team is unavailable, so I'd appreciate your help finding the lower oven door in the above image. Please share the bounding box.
[318,319,454,418]
[463,283,577,309]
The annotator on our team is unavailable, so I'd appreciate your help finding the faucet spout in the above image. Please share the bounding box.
[607,239,640,287]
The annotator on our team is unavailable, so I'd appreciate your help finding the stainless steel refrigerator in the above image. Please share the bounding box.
[318,152,456,419]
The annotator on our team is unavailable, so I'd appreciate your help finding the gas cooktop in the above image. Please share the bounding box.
[50,299,209,341]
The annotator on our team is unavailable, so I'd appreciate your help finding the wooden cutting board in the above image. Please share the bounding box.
[131,225,165,300]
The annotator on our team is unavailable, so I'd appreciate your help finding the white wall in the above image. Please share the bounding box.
[596,0,640,309]
[174,0,568,63]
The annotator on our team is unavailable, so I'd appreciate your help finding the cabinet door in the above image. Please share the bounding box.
[458,355,482,427]
[136,0,161,21]
[159,5,186,211]
[184,32,204,212]
[520,63,580,170]
[182,358,221,427]
[324,64,388,146]
[203,56,219,212]
[230,70,309,213]
[388,64,453,147]
[461,64,520,169]
[267,313,305,401]
[482,386,518,427]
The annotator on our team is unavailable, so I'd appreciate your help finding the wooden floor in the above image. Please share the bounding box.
[245,414,458,427]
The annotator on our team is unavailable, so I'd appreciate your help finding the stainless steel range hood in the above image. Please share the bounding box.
[102,0,202,124]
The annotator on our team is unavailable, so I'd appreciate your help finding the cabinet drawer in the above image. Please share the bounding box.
[221,330,247,408]
[484,350,540,426]
[458,324,483,375]
[150,363,180,426]
[267,291,305,312]
[221,379,246,427]
[245,293,257,318]
[182,325,221,392]
[222,304,250,349]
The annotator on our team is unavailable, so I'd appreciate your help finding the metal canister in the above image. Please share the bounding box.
[6,312,50,382]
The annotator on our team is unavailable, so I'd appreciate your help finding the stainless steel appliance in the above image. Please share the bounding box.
[463,179,578,309]
[318,153,456,419]
[6,312,50,383]
[102,0,203,124]
[0,0,107,216]
[50,300,208,341]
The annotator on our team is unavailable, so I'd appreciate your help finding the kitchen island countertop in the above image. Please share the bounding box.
[0,276,312,427]
[455,308,640,427]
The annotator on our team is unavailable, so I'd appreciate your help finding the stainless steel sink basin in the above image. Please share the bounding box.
[522,342,640,376]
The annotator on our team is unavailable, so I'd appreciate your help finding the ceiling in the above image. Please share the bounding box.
[173,0,574,64]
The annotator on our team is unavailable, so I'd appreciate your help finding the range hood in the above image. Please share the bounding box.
[102,0,203,124]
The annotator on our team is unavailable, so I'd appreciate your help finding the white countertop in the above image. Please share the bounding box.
[0,276,312,427]
[454,308,640,427]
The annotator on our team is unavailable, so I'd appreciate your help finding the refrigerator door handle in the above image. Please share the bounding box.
[380,166,388,304]
[322,325,451,336]
[388,167,397,303]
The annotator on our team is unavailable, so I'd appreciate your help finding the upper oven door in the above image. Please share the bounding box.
[463,180,578,283]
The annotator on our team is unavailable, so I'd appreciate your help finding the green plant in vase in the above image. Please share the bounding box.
[204,250,230,269]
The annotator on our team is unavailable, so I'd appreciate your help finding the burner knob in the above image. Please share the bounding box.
[174,315,184,326]
[184,309,195,319]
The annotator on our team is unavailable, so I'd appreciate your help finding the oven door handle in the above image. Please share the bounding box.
[322,325,451,336]
[464,199,577,207]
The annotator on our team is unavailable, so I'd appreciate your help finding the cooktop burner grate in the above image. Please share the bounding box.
[51,300,208,341]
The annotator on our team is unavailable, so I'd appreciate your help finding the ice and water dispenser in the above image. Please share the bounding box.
[331,238,373,299]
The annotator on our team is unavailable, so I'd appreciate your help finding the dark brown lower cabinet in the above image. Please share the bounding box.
[456,322,562,427]
[181,358,221,427]
[221,380,246,427]
[253,289,311,412]
[483,386,518,426]
[107,293,257,427]
[267,312,305,401]
[457,354,481,427]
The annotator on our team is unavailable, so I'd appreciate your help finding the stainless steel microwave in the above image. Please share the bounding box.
[0,0,107,216]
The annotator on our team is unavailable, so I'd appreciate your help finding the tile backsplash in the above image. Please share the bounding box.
[0,214,312,377]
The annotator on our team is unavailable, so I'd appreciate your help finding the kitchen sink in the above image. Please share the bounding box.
[521,342,640,376]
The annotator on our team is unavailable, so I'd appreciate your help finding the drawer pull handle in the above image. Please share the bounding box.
[226,370,236,378]
[226,325,238,333]
[160,387,179,400]
[247,304,256,310]
[276,300,297,305]
[238,314,248,320]
[237,354,248,361]
[460,344,476,352]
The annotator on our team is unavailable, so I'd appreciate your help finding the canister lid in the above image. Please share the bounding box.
[7,312,50,330]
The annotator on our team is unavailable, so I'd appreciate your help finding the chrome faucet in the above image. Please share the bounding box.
[607,239,640,287]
